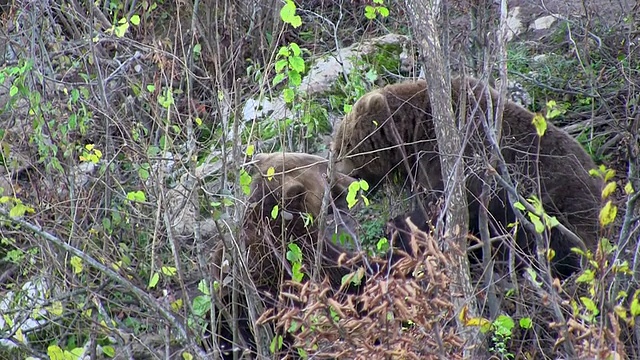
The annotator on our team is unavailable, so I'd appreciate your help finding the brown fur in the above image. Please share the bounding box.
[332,77,604,277]
[210,152,365,358]
[213,152,363,296]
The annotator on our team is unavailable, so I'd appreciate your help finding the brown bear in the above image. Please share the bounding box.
[331,76,604,278]
[211,152,366,358]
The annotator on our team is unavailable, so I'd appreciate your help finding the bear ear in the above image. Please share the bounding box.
[281,180,308,211]
[359,91,388,115]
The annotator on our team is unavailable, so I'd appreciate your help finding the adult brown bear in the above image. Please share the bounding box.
[211,152,365,358]
[331,77,604,278]
[232,152,364,295]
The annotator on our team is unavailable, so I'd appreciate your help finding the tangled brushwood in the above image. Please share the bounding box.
[267,221,465,359]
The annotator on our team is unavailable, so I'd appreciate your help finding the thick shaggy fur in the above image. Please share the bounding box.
[213,152,364,299]
[211,152,363,358]
[332,77,603,277]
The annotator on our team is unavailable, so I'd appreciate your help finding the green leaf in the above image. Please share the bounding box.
[358,179,369,191]
[280,0,295,21]
[291,261,304,282]
[580,296,599,315]
[275,59,288,72]
[290,42,301,56]
[67,347,84,359]
[493,314,515,337]
[346,181,360,209]
[126,190,146,202]
[114,22,129,38]
[604,168,616,182]
[246,144,255,156]
[198,279,210,295]
[576,269,595,283]
[182,352,194,360]
[599,200,617,227]
[9,85,18,97]
[290,15,302,28]
[601,237,615,255]
[528,213,544,233]
[364,6,376,19]
[518,317,532,329]
[513,201,525,211]
[545,215,560,229]
[138,167,149,180]
[9,202,28,218]
[270,335,284,353]
[102,346,116,358]
[288,56,305,73]
[130,14,140,25]
[601,181,617,199]
[630,293,640,317]
[286,243,302,263]
[376,237,389,252]
[267,166,275,181]
[378,6,390,17]
[288,70,301,86]
[283,88,295,103]
[271,204,279,219]
[161,266,177,276]
[70,256,84,274]
[47,345,65,360]
[277,46,290,57]
[239,169,252,195]
[272,73,286,87]
[192,295,212,317]
[625,181,635,195]
[531,113,547,137]
[148,272,159,289]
